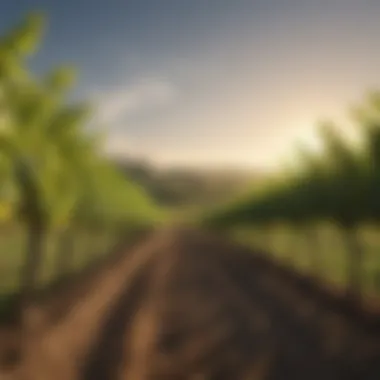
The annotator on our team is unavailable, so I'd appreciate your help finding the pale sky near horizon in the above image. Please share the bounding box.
[2,0,380,170]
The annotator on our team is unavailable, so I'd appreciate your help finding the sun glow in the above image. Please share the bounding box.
[295,126,325,154]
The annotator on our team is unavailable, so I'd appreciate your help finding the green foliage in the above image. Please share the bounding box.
[0,12,159,232]
[46,66,77,92]
[0,13,160,309]
[203,91,380,297]
[0,12,45,81]
[204,97,378,230]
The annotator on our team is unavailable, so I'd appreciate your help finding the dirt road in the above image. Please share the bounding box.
[2,228,380,379]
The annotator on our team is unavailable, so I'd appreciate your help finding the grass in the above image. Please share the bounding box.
[0,226,117,320]
[0,228,26,293]
[0,219,157,323]
[232,223,380,297]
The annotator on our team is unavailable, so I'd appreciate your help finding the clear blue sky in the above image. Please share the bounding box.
[2,0,380,169]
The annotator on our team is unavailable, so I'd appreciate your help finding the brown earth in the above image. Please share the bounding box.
[1,227,380,380]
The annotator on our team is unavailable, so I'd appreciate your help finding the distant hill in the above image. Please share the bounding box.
[112,158,267,209]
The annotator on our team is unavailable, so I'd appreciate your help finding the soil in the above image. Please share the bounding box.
[0,227,379,380]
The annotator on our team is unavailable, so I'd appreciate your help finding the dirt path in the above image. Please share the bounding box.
[13,228,177,380]
[4,227,380,380]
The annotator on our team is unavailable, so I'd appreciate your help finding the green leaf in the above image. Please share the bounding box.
[3,12,45,56]
[46,66,77,92]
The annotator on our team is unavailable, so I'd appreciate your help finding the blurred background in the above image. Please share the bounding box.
[2,0,380,322]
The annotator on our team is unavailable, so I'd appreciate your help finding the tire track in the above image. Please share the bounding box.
[179,231,336,380]
[7,227,380,380]
[16,229,175,380]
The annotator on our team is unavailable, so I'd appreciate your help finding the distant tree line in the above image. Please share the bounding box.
[114,159,259,208]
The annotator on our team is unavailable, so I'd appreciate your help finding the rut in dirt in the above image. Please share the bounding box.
[7,227,380,380]
[75,228,380,380]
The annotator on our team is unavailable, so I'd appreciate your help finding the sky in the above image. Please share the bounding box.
[2,0,380,170]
